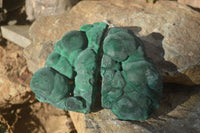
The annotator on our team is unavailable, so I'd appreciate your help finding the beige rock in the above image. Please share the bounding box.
[24,41,54,73]
[27,102,76,133]
[25,0,200,85]
[0,61,31,107]
[10,102,76,133]
[178,0,200,8]
[0,47,5,60]
[0,41,32,108]
[0,73,32,108]
[69,110,151,133]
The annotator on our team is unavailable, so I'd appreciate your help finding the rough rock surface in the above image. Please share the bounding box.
[20,102,76,133]
[24,0,200,85]
[178,0,200,8]
[0,41,32,108]
[0,74,31,107]
[0,40,75,133]
[69,85,200,133]
[24,41,54,74]
[69,110,151,133]
[1,102,76,133]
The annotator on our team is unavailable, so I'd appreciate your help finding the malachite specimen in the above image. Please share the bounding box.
[30,22,162,121]
[31,22,108,113]
[101,28,162,121]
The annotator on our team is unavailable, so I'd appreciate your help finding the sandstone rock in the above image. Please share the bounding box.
[24,41,54,73]
[69,85,200,133]
[0,42,32,108]
[27,102,75,133]
[8,102,76,133]
[178,0,200,9]
[69,110,152,133]
[0,73,32,108]
[25,0,200,85]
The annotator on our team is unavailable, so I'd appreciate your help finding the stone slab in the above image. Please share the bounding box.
[1,25,32,48]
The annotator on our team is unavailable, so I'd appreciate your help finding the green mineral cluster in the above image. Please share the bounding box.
[30,22,162,121]
[101,28,162,121]
[31,22,108,113]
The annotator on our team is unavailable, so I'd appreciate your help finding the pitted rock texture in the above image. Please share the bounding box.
[0,42,32,108]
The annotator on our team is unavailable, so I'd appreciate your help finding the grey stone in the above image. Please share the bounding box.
[1,25,32,48]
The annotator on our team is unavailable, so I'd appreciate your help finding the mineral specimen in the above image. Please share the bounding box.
[30,22,162,121]
[101,28,162,121]
[31,22,108,113]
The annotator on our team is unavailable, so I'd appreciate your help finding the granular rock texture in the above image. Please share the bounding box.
[0,41,32,108]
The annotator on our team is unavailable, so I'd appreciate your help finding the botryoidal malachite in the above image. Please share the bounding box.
[30,22,163,121]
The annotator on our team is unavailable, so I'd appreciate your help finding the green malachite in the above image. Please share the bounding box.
[30,22,162,121]
[101,28,162,121]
